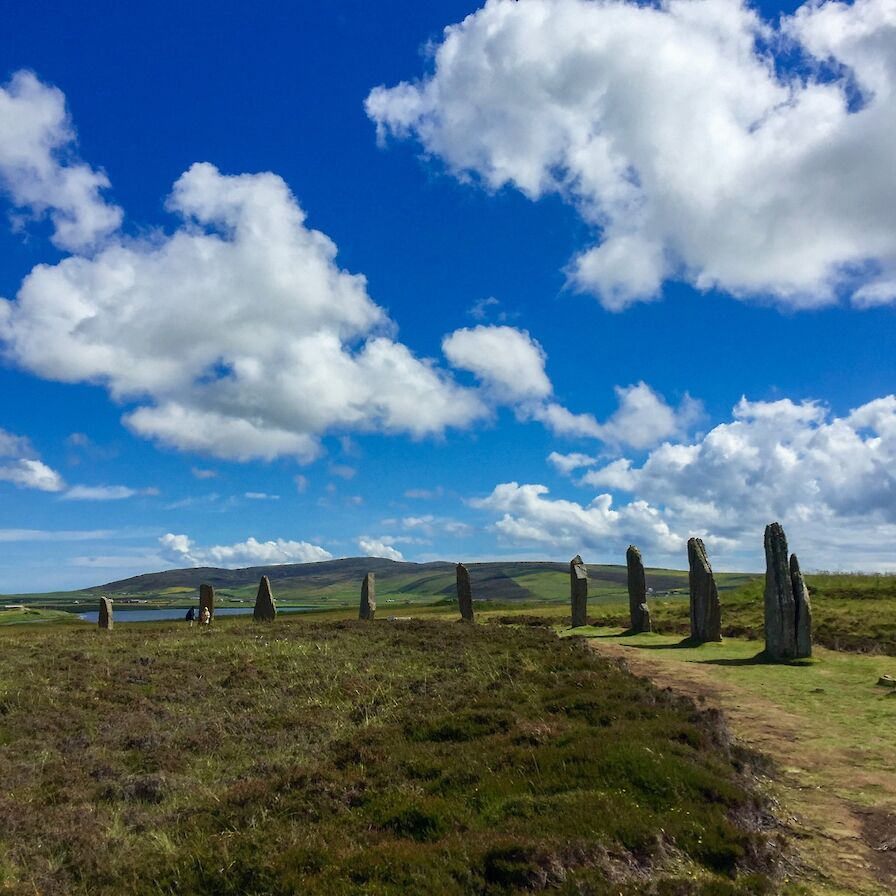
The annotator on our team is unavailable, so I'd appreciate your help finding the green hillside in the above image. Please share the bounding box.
[1,557,758,614]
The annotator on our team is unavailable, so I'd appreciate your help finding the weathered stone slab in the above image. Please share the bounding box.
[456,563,474,623]
[199,583,215,621]
[764,523,794,657]
[569,555,588,627]
[98,596,113,630]
[791,553,813,659]
[688,537,722,642]
[359,572,376,620]
[764,523,812,659]
[626,545,651,633]
[253,575,277,622]
[640,602,652,634]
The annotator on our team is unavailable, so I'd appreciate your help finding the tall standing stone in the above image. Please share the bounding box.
[359,573,376,620]
[253,575,277,622]
[569,555,588,627]
[199,583,215,621]
[687,537,722,642]
[764,522,812,659]
[98,596,113,630]
[626,545,652,633]
[456,563,475,623]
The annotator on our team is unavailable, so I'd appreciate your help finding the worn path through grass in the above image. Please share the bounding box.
[566,628,896,896]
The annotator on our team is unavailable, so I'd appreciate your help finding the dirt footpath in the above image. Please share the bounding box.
[589,640,896,896]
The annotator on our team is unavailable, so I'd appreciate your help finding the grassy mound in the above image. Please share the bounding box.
[0,619,782,894]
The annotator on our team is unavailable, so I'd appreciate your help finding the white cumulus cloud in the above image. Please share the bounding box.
[547,451,598,475]
[0,458,65,492]
[0,427,65,492]
[589,383,703,450]
[469,481,681,557]
[0,71,121,251]
[159,533,333,568]
[441,326,692,449]
[368,0,896,309]
[0,159,487,461]
[567,394,896,568]
[533,382,700,448]
[443,325,552,400]
[357,536,406,562]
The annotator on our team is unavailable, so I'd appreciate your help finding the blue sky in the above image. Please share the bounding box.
[1,0,895,592]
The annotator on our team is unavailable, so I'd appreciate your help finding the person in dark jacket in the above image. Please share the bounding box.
[185,606,195,627]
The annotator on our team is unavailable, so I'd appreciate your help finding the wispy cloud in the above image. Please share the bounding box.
[63,485,158,501]
[0,528,116,542]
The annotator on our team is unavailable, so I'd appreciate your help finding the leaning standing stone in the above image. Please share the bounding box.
[569,555,588,627]
[359,573,376,620]
[199,583,215,621]
[790,553,813,659]
[687,537,722,642]
[253,575,277,622]
[456,563,475,623]
[626,545,652,633]
[98,596,113,630]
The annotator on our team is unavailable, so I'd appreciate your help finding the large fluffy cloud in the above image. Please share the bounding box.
[515,394,896,569]
[583,395,896,528]
[159,533,332,568]
[0,71,121,251]
[367,0,896,309]
[0,156,487,460]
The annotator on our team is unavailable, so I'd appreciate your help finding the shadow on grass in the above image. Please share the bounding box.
[626,635,707,650]
[695,652,814,667]
[612,637,816,667]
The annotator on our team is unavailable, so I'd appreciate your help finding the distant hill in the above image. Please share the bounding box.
[88,557,709,604]
[97,556,445,593]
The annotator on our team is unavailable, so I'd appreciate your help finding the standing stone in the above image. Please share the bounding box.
[791,553,813,659]
[98,596,113,630]
[626,545,652,633]
[253,575,277,622]
[688,537,722,642]
[569,555,588,628]
[359,573,376,620]
[764,523,812,659]
[199,583,215,621]
[456,563,475,623]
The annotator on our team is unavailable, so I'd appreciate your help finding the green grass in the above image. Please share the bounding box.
[0,617,783,895]
[582,575,896,655]
[6,568,895,660]
[0,607,75,625]
[561,626,896,896]
[562,627,896,797]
